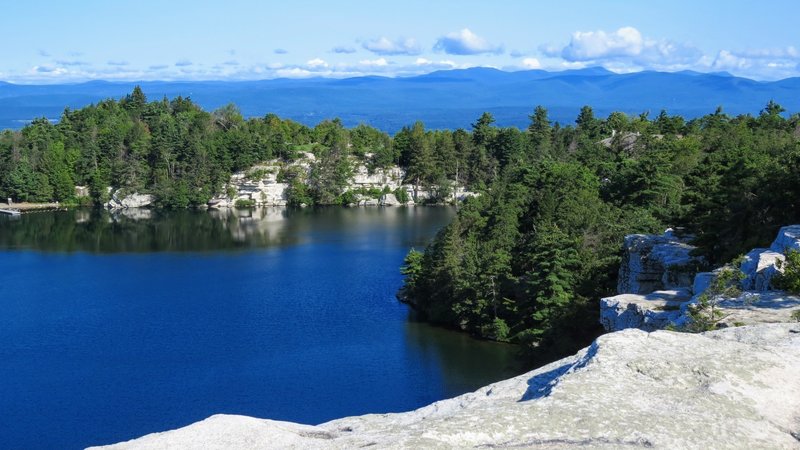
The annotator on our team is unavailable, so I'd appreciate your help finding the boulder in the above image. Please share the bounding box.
[92,323,800,450]
[106,191,155,209]
[617,230,701,294]
[379,193,400,206]
[600,288,692,331]
[74,185,90,198]
[740,248,785,291]
[692,271,715,296]
[770,225,800,254]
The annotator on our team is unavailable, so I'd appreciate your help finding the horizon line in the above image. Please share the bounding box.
[1,66,792,86]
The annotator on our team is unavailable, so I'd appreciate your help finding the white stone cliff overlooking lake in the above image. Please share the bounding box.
[601,225,800,332]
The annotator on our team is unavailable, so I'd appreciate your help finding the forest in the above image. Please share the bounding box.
[0,86,491,208]
[2,88,799,362]
[398,102,800,362]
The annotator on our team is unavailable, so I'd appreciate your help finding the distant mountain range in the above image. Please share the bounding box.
[1,67,798,132]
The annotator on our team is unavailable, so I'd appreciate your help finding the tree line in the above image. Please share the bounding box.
[1,87,536,207]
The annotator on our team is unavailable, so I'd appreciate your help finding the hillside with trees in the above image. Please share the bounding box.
[399,102,800,362]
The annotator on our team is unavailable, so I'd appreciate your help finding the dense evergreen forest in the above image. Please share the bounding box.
[399,102,800,362]
[2,87,799,361]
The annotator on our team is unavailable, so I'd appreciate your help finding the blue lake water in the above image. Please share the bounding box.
[0,207,522,449]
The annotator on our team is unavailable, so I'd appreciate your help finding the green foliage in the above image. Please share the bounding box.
[397,101,800,363]
[394,187,410,203]
[685,261,745,332]
[773,250,800,294]
[234,199,255,208]
[285,180,311,207]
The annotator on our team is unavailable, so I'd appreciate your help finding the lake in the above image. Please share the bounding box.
[0,207,523,449]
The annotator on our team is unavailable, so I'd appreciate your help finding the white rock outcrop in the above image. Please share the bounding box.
[674,291,800,329]
[214,157,430,207]
[617,230,700,295]
[599,288,692,332]
[771,225,800,253]
[604,225,800,333]
[106,191,156,209]
[741,248,785,291]
[379,193,400,206]
[92,323,800,450]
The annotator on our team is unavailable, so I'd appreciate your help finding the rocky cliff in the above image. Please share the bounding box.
[92,323,800,449]
[101,154,478,209]
[207,154,475,208]
[601,225,800,332]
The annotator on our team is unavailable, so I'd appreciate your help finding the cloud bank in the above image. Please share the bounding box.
[434,29,503,55]
[362,37,421,56]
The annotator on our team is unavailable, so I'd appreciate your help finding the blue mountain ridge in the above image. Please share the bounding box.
[0,67,797,132]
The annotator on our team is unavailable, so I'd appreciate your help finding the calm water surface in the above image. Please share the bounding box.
[0,207,523,449]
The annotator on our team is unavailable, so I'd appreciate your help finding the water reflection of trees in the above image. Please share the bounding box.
[0,208,299,253]
[0,206,458,253]
[402,316,525,398]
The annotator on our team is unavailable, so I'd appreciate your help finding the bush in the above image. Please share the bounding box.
[338,190,359,206]
[286,179,313,207]
[394,187,410,203]
[685,259,744,332]
[773,250,800,294]
[234,199,255,208]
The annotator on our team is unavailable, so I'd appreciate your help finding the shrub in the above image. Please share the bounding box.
[773,250,800,294]
[286,179,313,207]
[234,199,255,208]
[685,258,744,332]
[338,190,359,206]
[394,187,410,203]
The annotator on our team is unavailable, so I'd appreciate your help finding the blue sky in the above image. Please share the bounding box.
[1,0,798,83]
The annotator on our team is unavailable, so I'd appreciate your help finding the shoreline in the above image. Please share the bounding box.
[1,202,66,213]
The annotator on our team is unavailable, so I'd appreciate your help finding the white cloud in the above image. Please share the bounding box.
[358,58,389,67]
[306,58,328,68]
[544,26,701,71]
[32,65,67,74]
[521,58,541,69]
[710,47,800,79]
[434,29,503,55]
[559,26,644,61]
[362,37,421,56]
[414,58,458,69]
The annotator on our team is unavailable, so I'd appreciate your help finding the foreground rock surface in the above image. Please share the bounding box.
[92,323,800,449]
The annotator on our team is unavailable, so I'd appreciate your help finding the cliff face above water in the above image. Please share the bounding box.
[92,323,800,449]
